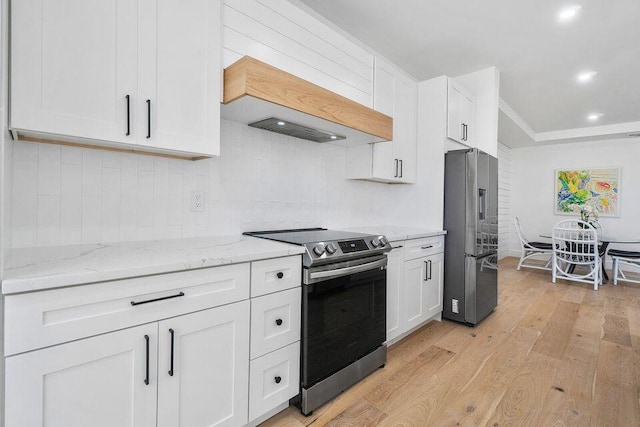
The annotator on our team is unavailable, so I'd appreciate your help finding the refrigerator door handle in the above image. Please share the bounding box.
[478,188,486,220]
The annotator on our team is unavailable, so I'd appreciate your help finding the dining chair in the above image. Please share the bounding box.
[552,220,601,290]
[609,249,640,285]
[513,217,554,271]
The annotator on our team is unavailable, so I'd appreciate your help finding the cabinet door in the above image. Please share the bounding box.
[371,141,398,181]
[249,342,300,421]
[11,0,137,143]
[393,74,417,183]
[386,246,404,342]
[424,253,445,319]
[5,324,158,427]
[373,57,395,117]
[461,94,475,146]
[370,57,417,183]
[138,0,222,155]
[250,287,301,359]
[446,80,464,143]
[403,257,429,330]
[157,300,250,427]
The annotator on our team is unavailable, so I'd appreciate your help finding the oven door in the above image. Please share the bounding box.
[302,256,387,388]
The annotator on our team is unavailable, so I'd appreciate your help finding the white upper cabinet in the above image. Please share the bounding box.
[347,57,417,184]
[139,0,222,156]
[10,0,138,145]
[222,0,374,107]
[10,0,222,158]
[446,78,475,146]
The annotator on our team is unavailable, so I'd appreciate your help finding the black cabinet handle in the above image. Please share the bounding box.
[144,335,150,385]
[276,272,284,279]
[428,260,432,280]
[394,159,398,177]
[424,261,428,281]
[274,376,282,384]
[146,99,151,139]
[131,292,185,306]
[275,318,283,326]
[399,160,403,178]
[125,95,131,136]
[168,328,175,377]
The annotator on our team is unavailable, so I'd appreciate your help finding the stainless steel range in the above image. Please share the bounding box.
[244,228,391,415]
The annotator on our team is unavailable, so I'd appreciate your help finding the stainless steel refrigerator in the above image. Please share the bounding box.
[443,148,498,325]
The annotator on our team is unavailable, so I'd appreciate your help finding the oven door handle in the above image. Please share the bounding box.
[308,258,387,281]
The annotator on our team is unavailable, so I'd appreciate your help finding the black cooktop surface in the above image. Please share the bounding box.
[244,228,372,245]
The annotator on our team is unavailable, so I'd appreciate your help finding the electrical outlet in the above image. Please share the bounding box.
[190,191,205,212]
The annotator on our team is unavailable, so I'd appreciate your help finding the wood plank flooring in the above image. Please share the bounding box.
[260,257,640,427]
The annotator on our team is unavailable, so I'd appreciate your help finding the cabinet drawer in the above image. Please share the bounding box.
[5,263,250,356]
[403,236,445,261]
[250,287,301,359]
[251,255,301,297]
[249,342,300,422]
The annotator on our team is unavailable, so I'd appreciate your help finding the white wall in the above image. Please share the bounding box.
[453,67,500,158]
[510,138,640,257]
[497,142,511,259]
[8,119,443,248]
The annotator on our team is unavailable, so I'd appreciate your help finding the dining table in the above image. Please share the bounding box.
[540,234,640,283]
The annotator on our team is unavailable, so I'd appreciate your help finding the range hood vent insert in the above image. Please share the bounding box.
[249,118,346,143]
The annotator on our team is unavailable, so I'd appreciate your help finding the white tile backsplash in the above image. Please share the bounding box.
[8,119,433,248]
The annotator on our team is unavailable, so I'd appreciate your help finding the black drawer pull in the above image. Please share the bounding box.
[146,99,151,139]
[168,328,175,377]
[144,334,150,385]
[275,318,283,326]
[125,95,131,136]
[276,271,284,279]
[131,292,185,306]
[274,376,282,384]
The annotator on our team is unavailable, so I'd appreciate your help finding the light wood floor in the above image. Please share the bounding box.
[260,257,640,427]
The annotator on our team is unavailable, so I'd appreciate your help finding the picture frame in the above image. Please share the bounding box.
[554,167,621,217]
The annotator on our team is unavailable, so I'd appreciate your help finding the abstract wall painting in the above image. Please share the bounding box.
[555,168,620,216]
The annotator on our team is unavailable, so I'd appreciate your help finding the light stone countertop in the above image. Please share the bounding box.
[339,225,447,243]
[2,235,305,295]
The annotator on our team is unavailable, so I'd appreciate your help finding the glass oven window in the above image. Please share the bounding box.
[302,267,386,387]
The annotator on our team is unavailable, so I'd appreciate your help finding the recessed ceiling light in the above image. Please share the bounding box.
[330,135,337,140]
[276,121,286,126]
[558,5,581,22]
[588,113,603,121]
[577,71,597,83]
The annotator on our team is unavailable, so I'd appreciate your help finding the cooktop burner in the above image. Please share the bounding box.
[244,228,391,267]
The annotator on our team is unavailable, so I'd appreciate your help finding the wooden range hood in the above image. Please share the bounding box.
[221,56,392,144]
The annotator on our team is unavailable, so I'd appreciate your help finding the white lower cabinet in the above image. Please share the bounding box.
[4,255,302,426]
[385,236,445,343]
[6,302,250,427]
[249,342,300,421]
[247,263,301,424]
[5,323,158,427]
[403,253,444,330]
[157,302,250,427]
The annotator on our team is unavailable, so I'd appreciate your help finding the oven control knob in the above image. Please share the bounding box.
[326,242,337,254]
[370,238,380,247]
[313,243,326,256]
[379,236,389,246]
